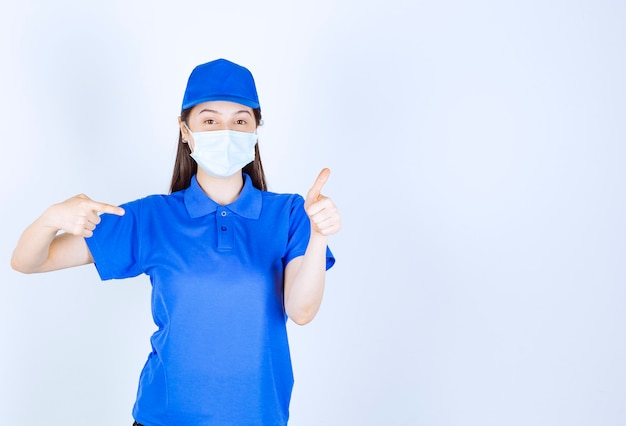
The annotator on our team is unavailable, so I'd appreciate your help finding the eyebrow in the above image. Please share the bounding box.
[198,108,252,116]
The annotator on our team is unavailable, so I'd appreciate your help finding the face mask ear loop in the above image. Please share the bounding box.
[182,121,192,144]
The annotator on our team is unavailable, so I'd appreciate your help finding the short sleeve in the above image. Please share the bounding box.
[284,195,335,270]
[85,199,143,280]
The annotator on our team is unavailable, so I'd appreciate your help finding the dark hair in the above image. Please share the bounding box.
[169,108,267,193]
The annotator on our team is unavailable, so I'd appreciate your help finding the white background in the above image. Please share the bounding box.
[1,1,625,425]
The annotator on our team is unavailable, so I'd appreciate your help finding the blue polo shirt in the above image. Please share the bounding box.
[85,174,335,426]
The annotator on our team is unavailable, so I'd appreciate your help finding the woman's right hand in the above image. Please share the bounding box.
[11,194,124,273]
[46,194,125,238]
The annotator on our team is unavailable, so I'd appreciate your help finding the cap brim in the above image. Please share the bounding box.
[182,95,259,111]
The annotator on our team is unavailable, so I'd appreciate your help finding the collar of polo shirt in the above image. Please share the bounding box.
[184,173,262,219]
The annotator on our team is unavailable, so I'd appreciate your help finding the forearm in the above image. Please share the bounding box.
[285,168,341,325]
[11,213,60,273]
[284,231,328,325]
[11,194,122,274]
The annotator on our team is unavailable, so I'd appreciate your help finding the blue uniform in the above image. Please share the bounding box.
[86,174,335,426]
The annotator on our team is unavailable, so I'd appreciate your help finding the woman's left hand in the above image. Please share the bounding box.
[304,168,342,237]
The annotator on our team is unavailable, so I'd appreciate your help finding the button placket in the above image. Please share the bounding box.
[216,208,234,251]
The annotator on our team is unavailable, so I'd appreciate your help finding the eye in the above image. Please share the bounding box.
[235,119,247,125]
[203,119,216,125]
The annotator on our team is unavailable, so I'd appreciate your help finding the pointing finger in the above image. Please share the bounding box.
[93,201,125,216]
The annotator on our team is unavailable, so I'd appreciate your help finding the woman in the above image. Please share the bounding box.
[11,58,341,426]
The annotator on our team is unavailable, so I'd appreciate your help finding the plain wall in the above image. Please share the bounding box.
[1,1,625,425]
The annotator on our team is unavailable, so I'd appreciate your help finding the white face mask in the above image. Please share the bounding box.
[185,125,257,178]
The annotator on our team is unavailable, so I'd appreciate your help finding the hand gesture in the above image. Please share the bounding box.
[304,168,341,237]
[47,194,125,238]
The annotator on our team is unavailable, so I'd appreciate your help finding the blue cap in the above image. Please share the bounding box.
[181,58,260,111]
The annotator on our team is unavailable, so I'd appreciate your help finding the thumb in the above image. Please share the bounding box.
[306,168,331,204]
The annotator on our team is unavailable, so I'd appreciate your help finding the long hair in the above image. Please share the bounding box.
[169,108,267,193]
